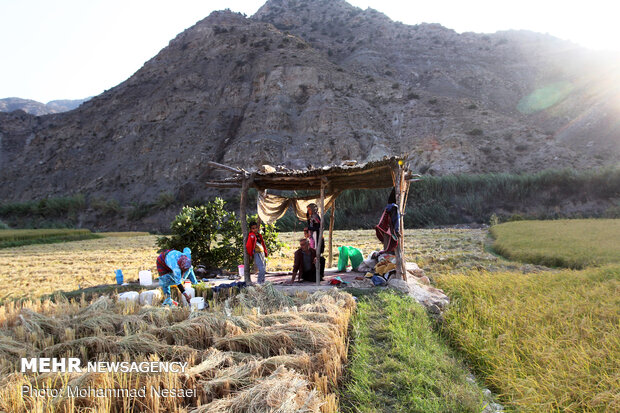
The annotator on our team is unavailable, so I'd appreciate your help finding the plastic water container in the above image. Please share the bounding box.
[118,291,139,303]
[139,270,152,286]
[190,297,205,310]
[238,265,244,278]
[115,269,124,285]
[139,289,162,306]
[181,281,195,306]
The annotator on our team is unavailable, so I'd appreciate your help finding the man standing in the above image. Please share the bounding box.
[246,221,268,284]
[291,238,325,283]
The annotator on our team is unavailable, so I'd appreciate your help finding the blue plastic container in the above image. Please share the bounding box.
[115,269,124,285]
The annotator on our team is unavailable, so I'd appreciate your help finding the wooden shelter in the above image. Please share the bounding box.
[205,157,417,285]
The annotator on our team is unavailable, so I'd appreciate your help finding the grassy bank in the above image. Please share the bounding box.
[341,290,485,412]
[438,266,620,412]
[0,228,101,248]
[490,219,620,268]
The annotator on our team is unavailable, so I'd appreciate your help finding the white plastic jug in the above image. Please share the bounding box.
[190,297,205,310]
[139,289,162,306]
[118,291,139,303]
[181,281,195,306]
[139,270,152,286]
[238,265,244,278]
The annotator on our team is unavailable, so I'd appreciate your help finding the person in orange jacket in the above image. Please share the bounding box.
[246,221,268,283]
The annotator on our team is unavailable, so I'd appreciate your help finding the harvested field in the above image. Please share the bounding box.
[0,284,354,412]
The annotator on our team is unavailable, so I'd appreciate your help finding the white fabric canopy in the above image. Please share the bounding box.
[257,192,340,224]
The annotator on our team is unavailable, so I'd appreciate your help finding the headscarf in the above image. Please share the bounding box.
[307,203,318,214]
[177,255,191,271]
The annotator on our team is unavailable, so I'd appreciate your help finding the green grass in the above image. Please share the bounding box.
[491,219,620,268]
[0,228,101,248]
[341,290,485,413]
[437,266,620,412]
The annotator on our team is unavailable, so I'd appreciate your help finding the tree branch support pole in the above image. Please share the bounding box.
[328,198,336,268]
[240,176,251,284]
[392,162,407,281]
[316,178,327,285]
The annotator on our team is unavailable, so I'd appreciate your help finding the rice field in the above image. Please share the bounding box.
[1,222,617,412]
[490,219,620,268]
[0,284,355,412]
[437,265,620,412]
[0,228,510,302]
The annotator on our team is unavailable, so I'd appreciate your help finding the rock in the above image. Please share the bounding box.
[406,262,426,278]
[427,304,441,314]
[260,164,276,173]
[418,275,431,285]
[388,276,450,311]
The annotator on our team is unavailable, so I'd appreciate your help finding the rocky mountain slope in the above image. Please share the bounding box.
[0,0,619,229]
[0,97,89,115]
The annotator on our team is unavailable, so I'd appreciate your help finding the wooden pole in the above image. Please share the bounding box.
[316,179,327,285]
[240,177,251,284]
[392,163,406,281]
[328,198,336,268]
[398,166,408,280]
[207,161,242,174]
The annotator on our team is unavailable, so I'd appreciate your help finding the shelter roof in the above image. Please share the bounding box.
[205,156,414,191]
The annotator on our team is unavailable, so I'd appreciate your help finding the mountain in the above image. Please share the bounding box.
[0,0,619,230]
[0,97,90,115]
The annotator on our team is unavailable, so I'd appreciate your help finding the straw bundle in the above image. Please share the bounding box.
[201,360,261,400]
[192,366,323,413]
[214,322,340,358]
[186,348,235,378]
[150,314,242,348]
[257,353,312,377]
[234,284,295,312]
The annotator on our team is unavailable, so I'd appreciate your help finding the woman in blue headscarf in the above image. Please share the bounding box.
[156,247,198,306]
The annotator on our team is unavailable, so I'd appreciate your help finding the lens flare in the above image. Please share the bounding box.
[517,81,574,114]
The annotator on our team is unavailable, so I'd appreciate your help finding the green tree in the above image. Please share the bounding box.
[156,198,283,270]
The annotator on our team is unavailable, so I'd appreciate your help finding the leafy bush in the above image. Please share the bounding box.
[156,198,283,270]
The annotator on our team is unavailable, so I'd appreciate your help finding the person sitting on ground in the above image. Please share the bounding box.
[156,247,198,306]
[291,238,325,283]
[246,221,268,284]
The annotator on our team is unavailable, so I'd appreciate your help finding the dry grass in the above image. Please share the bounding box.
[0,228,513,303]
[0,235,158,302]
[0,284,355,412]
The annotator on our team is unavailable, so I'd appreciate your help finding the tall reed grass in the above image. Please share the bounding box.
[271,167,620,230]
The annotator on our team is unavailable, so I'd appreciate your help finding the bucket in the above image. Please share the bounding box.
[181,281,195,306]
[190,297,205,310]
[115,269,124,285]
[118,291,139,303]
[139,270,152,286]
[238,265,244,278]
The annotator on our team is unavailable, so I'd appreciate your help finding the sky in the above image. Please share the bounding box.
[0,0,618,103]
